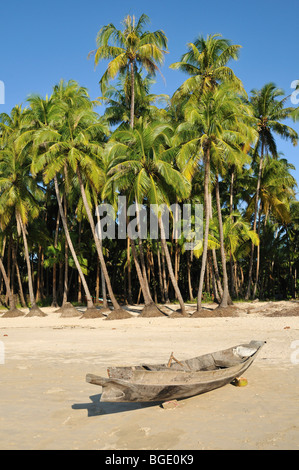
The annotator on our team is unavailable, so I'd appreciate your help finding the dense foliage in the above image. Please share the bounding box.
[0,14,298,315]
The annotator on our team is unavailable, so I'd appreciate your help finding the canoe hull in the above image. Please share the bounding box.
[86,340,265,403]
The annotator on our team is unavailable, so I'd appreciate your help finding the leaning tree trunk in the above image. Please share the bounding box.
[209,191,224,299]
[187,250,194,302]
[12,240,26,307]
[62,195,69,307]
[229,166,237,297]
[126,208,163,316]
[53,175,94,309]
[76,166,129,317]
[158,214,187,316]
[253,204,263,299]
[196,147,211,311]
[0,257,21,315]
[17,213,45,316]
[156,239,165,303]
[135,200,154,303]
[245,141,264,300]
[215,172,232,308]
[126,235,133,304]
[130,60,135,129]
[51,209,60,308]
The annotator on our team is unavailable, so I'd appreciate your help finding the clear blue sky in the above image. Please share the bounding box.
[1,0,298,192]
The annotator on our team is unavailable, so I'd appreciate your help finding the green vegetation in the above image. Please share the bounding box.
[0,14,298,315]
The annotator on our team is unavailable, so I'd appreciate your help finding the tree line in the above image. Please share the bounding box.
[0,14,298,318]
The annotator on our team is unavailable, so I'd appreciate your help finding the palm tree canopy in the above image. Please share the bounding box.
[249,82,298,156]
[170,33,244,102]
[89,14,168,94]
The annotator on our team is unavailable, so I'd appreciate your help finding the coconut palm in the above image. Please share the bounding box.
[170,33,244,105]
[245,83,298,299]
[105,118,191,315]
[89,13,168,128]
[0,107,45,316]
[100,73,169,126]
[176,84,256,310]
[30,81,128,317]
[246,155,297,297]
[0,230,24,315]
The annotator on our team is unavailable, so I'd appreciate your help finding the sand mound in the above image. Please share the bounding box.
[268,307,299,317]
[191,306,239,318]
[105,308,133,320]
[56,303,81,318]
[168,309,191,318]
[80,307,106,319]
[25,306,47,317]
[1,308,25,318]
[139,303,166,318]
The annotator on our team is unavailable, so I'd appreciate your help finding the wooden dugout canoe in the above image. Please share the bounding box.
[86,340,265,403]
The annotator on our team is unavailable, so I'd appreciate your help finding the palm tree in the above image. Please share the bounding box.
[0,231,24,316]
[106,118,191,315]
[89,13,168,128]
[246,155,297,297]
[0,107,45,316]
[31,81,128,318]
[20,84,96,313]
[100,73,169,126]
[170,33,244,104]
[177,84,256,310]
[245,83,298,299]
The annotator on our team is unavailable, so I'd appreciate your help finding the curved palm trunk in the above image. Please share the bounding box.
[187,250,194,302]
[245,141,264,300]
[53,175,93,309]
[130,60,135,129]
[62,195,70,307]
[12,240,26,307]
[215,172,232,308]
[126,236,133,304]
[156,239,165,303]
[229,166,237,297]
[135,201,154,303]
[129,236,153,305]
[76,166,123,312]
[126,206,155,307]
[51,209,60,307]
[197,147,210,310]
[253,204,263,298]
[158,215,187,316]
[17,213,36,308]
[0,257,15,309]
[209,190,223,299]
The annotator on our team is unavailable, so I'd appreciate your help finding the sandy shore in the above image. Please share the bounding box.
[0,300,299,450]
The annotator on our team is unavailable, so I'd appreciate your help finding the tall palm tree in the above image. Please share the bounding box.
[19,84,96,313]
[245,83,298,299]
[246,155,297,297]
[100,73,169,126]
[177,84,256,310]
[170,33,244,104]
[0,107,45,316]
[0,231,24,316]
[31,81,128,318]
[89,13,168,128]
[106,118,191,315]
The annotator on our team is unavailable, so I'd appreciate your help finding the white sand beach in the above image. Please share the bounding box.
[0,300,299,450]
